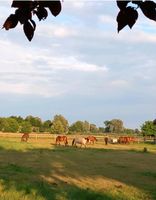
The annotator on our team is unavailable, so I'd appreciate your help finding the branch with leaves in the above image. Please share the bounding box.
[117,0,156,32]
[3,0,62,41]
[3,1,156,41]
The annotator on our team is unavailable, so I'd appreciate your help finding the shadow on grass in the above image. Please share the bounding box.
[0,143,156,200]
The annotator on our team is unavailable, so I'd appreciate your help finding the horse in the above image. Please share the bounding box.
[109,138,118,144]
[55,135,68,146]
[85,136,97,144]
[21,133,29,142]
[118,136,134,144]
[72,137,88,148]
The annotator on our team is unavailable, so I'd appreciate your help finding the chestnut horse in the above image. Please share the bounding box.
[86,136,97,144]
[72,137,88,148]
[118,136,137,144]
[21,133,29,142]
[55,135,68,146]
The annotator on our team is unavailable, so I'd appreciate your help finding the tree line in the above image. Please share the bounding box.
[0,114,155,136]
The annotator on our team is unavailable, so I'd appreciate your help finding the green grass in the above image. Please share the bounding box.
[0,138,156,200]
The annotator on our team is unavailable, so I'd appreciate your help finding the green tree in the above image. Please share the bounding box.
[20,121,32,133]
[3,118,19,133]
[10,116,24,123]
[83,121,90,133]
[25,115,42,132]
[69,121,85,133]
[104,119,124,133]
[90,124,99,133]
[51,115,69,134]
[141,121,156,136]
[39,120,52,133]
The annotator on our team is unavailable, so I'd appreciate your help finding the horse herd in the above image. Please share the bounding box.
[55,135,97,148]
[55,135,138,147]
[21,133,138,147]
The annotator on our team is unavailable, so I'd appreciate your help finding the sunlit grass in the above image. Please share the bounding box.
[0,137,155,200]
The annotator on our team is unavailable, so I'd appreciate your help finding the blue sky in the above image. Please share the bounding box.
[0,1,156,129]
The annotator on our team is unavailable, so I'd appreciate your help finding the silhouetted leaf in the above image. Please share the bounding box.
[12,1,32,9]
[11,1,25,8]
[48,1,62,17]
[117,0,130,10]
[15,8,32,24]
[126,7,138,28]
[23,21,34,41]
[117,10,128,32]
[3,14,18,30]
[140,0,156,21]
[117,7,138,32]
[34,7,48,21]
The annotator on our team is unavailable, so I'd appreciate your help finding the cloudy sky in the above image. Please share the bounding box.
[0,1,156,129]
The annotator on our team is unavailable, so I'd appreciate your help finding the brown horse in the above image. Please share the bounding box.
[21,133,29,142]
[86,136,97,144]
[118,136,136,144]
[55,135,68,146]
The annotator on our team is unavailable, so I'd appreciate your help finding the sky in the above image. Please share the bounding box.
[0,1,156,129]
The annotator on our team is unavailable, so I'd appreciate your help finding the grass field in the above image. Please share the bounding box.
[0,136,156,200]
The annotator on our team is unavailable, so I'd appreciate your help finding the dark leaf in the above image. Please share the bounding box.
[116,0,130,10]
[12,1,32,9]
[140,1,156,21]
[34,7,48,21]
[126,7,138,28]
[117,7,138,32]
[23,21,34,41]
[117,10,128,32]
[3,14,18,30]
[15,8,32,24]
[48,1,62,17]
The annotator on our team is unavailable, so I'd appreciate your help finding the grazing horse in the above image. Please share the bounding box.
[72,137,87,148]
[55,135,68,146]
[118,136,138,144]
[21,133,29,142]
[86,136,97,144]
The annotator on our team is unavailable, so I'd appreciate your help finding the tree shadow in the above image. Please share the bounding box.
[0,143,155,200]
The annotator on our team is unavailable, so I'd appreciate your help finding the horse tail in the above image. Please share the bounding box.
[72,139,75,146]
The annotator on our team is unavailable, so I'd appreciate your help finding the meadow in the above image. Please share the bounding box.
[0,135,156,200]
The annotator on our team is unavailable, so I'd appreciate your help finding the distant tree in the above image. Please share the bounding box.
[25,115,42,127]
[3,118,19,133]
[124,128,135,135]
[20,121,32,133]
[25,115,42,133]
[39,120,52,132]
[51,115,69,134]
[98,127,105,133]
[90,124,99,133]
[10,115,24,123]
[134,128,141,135]
[83,121,90,133]
[3,1,156,41]
[141,121,156,136]
[69,121,85,133]
[104,119,124,133]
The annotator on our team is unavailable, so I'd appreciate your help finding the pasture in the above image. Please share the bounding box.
[0,135,156,200]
